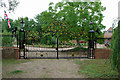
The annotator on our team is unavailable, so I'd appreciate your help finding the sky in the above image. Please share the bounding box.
[0,0,120,30]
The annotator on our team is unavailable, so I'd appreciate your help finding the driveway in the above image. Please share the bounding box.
[2,59,85,78]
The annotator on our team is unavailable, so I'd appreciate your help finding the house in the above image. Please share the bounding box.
[104,27,112,43]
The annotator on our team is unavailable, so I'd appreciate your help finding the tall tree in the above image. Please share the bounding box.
[35,1,106,47]
[54,1,106,47]
[111,21,120,78]
[0,0,19,12]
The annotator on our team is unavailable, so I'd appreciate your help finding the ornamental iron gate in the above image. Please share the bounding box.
[19,29,108,59]
[19,30,89,59]
[18,28,111,59]
[19,21,107,59]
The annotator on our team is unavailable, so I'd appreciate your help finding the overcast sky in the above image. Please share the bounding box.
[0,0,120,30]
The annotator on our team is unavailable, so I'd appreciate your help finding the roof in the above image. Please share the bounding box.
[104,27,112,38]
[107,27,112,31]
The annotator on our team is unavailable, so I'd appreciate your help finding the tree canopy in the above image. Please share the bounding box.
[35,1,106,47]
[0,0,19,12]
[2,1,106,46]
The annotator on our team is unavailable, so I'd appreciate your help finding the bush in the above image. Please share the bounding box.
[97,33,105,44]
[73,47,87,51]
[2,31,13,47]
[73,47,80,51]
[111,26,120,77]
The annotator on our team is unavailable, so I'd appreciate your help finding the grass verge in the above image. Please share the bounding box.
[9,70,23,74]
[2,59,31,78]
[2,59,30,66]
[75,59,119,78]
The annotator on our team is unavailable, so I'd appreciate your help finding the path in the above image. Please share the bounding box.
[3,59,85,78]
[25,46,76,51]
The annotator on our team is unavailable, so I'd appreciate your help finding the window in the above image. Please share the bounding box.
[108,31,112,33]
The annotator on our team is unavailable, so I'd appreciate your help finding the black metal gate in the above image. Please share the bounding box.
[19,30,89,59]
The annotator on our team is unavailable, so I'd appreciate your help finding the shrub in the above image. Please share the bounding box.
[73,47,87,51]
[111,26,120,78]
[2,31,13,47]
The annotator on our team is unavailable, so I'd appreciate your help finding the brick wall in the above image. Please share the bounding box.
[2,47,19,59]
[95,49,111,59]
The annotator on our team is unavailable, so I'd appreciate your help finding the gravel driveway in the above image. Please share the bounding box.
[2,59,85,78]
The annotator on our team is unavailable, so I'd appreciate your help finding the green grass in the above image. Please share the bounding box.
[80,43,88,46]
[9,70,23,74]
[2,59,30,77]
[73,47,88,51]
[2,59,30,66]
[6,70,23,77]
[75,59,119,78]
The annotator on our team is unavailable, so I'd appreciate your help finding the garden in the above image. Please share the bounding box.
[1,0,120,79]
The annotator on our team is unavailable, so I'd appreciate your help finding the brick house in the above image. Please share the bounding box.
[104,27,112,43]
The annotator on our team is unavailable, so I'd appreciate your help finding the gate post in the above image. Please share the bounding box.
[88,21,95,59]
[88,30,95,59]
[19,29,25,59]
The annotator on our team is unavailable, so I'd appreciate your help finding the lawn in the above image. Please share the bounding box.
[75,59,119,78]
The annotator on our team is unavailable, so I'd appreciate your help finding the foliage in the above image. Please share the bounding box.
[1,1,106,48]
[73,47,87,51]
[111,23,120,77]
[9,70,23,74]
[35,1,106,47]
[96,32,105,44]
[2,30,13,47]
[0,0,19,12]
[2,59,30,66]
[73,47,80,51]
[2,18,19,32]
[2,19,10,32]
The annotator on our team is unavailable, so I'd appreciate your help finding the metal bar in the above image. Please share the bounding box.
[97,38,111,39]
[19,31,21,59]
[92,32,94,58]
[23,31,25,59]
[17,34,18,48]
[26,50,88,52]
[57,37,59,59]
[26,56,88,59]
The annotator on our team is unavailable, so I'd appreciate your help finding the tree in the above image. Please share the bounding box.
[0,0,19,12]
[36,1,106,48]
[111,21,120,78]
[1,18,15,32]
